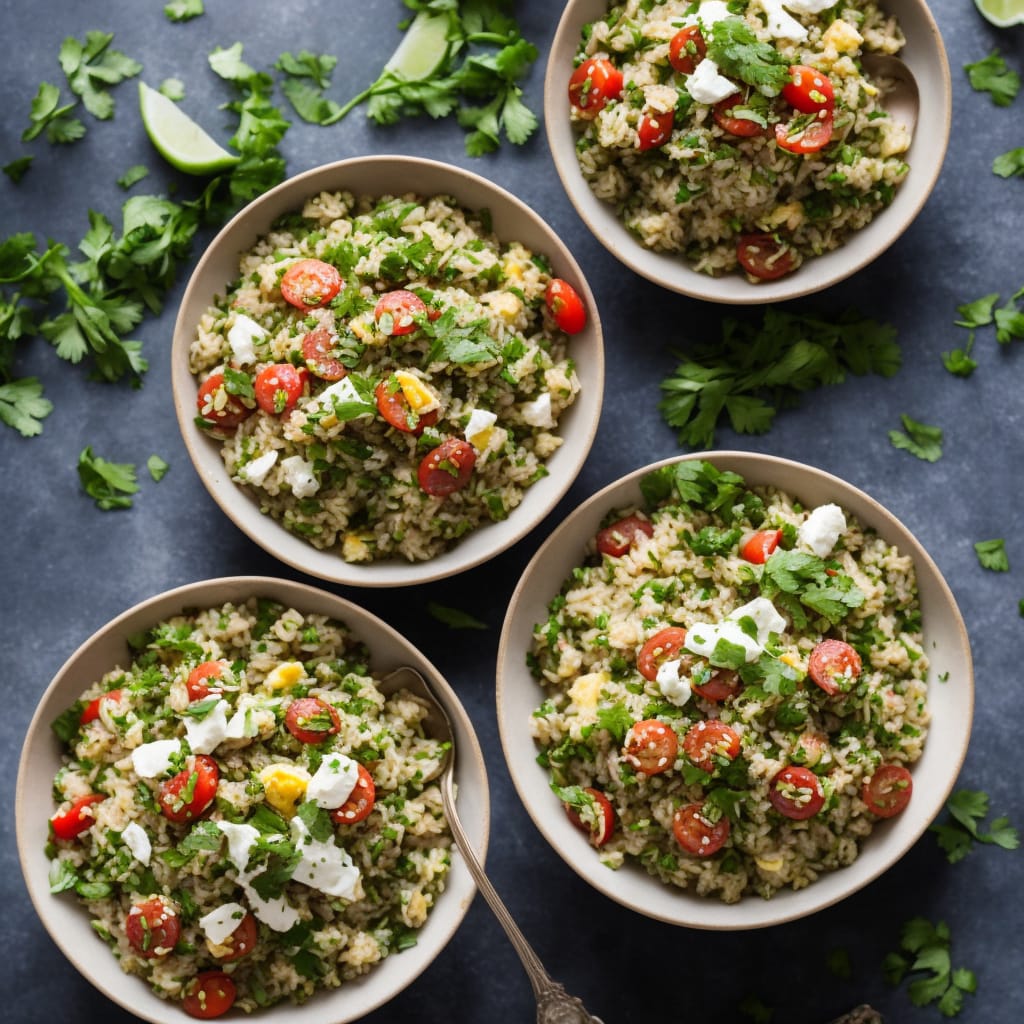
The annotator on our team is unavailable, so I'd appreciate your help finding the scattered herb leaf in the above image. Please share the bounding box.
[427,601,487,630]
[884,918,976,1017]
[78,446,139,509]
[974,538,1009,572]
[964,51,1021,107]
[164,0,204,22]
[147,454,170,482]
[930,789,1020,863]
[993,148,1024,179]
[889,414,943,462]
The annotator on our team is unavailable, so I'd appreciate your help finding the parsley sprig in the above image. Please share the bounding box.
[705,18,790,97]
[889,414,943,462]
[883,918,977,1017]
[973,538,1009,571]
[964,51,1020,107]
[929,789,1019,863]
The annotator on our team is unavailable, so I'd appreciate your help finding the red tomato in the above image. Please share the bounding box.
[51,793,105,840]
[637,109,674,151]
[186,661,227,702]
[769,765,825,820]
[564,787,615,847]
[807,639,862,696]
[374,289,427,336]
[623,719,679,775]
[740,529,782,564]
[863,764,913,818]
[211,912,258,962]
[158,754,220,824]
[682,720,742,773]
[125,895,182,959]
[668,26,707,75]
[418,438,476,497]
[279,259,342,310]
[736,233,797,281]
[301,326,348,381]
[253,363,309,415]
[692,668,742,703]
[374,378,440,435]
[673,803,730,856]
[783,65,835,113]
[196,372,254,431]
[183,971,237,1019]
[568,57,623,118]
[331,764,376,825]
[713,94,768,137]
[637,627,689,682]
[775,112,834,154]
[285,697,341,744]
[545,278,587,335]
[595,514,654,557]
[80,689,123,724]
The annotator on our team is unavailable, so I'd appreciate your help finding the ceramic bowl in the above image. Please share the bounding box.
[496,452,972,929]
[544,0,952,303]
[171,156,604,586]
[17,576,489,1022]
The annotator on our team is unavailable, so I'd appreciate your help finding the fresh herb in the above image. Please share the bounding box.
[737,994,774,1023]
[759,549,865,627]
[424,307,500,364]
[296,800,336,842]
[595,702,634,744]
[427,601,488,630]
[964,51,1021,106]
[685,525,742,556]
[941,334,977,377]
[995,288,1024,343]
[993,148,1024,179]
[883,918,977,1017]
[3,156,33,183]
[164,0,204,21]
[22,82,85,144]
[659,308,900,448]
[51,702,85,743]
[117,165,149,190]
[705,18,790,96]
[639,459,761,526]
[160,77,186,101]
[954,294,998,328]
[276,51,342,125]
[0,377,53,437]
[889,414,943,462]
[59,31,142,120]
[147,454,169,482]
[78,446,138,509]
[48,858,78,893]
[930,789,1020,863]
[974,538,1009,571]
[249,847,302,900]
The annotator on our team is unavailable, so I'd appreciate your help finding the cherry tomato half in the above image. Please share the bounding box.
[285,697,341,744]
[196,372,254,431]
[254,363,309,415]
[331,764,376,825]
[159,754,220,824]
[682,720,742,773]
[80,689,123,724]
[692,669,742,703]
[783,65,835,113]
[545,278,587,335]
[863,764,913,818]
[418,438,476,497]
[51,793,105,840]
[807,639,862,696]
[374,378,440,435]
[623,719,679,775]
[126,895,182,958]
[740,529,782,564]
[637,627,689,682]
[211,912,258,962]
[186,661,227,702]
[668,26,707,75]
[374,289,427,336]
[596,514,654,557]
[713,94,768,137]
[565,787,615,847]
[637,109,674,151]
[183,971,237,1019]
[769,765,825,820]
[280,259,342,310]
[775,112,834,154]
[736,233,797,281]
[673,803,730,856]
[568,57,623,118]
[302,326,349,381]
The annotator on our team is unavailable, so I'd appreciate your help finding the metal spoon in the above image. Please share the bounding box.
[379,667,604,1024]
[861,52,920,134]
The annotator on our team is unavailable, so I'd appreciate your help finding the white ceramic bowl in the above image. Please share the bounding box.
[171,156,604,586]
[17,576,489,1022]
[545,0,952,303]
[496,452,973,929]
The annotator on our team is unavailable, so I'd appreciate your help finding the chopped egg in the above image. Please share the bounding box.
[199,902,247,946]
[264,661,305,691]
[685,58,740,105]
[464,408,498,451]
[568,671,608,711]
[182,699,231,755]
[130,738,181,778]
[280,455,319,499]
[306,752,360,809]
[684,598,787,664]
[240,450,278,486]
[342,532,373,563]
[258,763,310,817]
[290,816,361,899]
[755,853,786,871]
[227,314,265,366]
[121,822,152,866]
[216,821,260,872]
[798,503,847,557]
[393,370,440,413]
[521,392,554,428]
[822,18,864,52]
[759,0,808,40]
[656,659,693,707]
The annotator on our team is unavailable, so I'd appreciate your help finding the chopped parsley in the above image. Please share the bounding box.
[993,148,1024,179]
[883,918,977,1017]
[929,789,1019,863]
[78,446,139,510]
[705,17,789,96]
[888,414,943,462]
[426,602,488,630]
[964,51,1020,107]
[973,538,1009,572]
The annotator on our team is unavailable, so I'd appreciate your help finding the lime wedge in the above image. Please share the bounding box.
[138,81,240,175]
[384,10,451,81]
[974,0,1024,26]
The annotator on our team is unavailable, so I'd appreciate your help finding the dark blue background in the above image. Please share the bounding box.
[2,1,1022,1021]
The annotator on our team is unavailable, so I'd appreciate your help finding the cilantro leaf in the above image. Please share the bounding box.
[964,51,1021,106]
[426,601,488,630]
[941,333,977,377]
[59,31,142,121]
[147,454,169,482]
[280,78,343,125]
[889,414,943,462]
[705,18,790,96]
[0,377,53,436]
[160,77,186,101]
[117,164,149,190]
[3,156,33,183]
[974,538,1009,571]
[22,81,85,144]
[595,702,633,744]
[208,42,259,83]
[954,294,997,328]
[78,446,139,510]
[275,50,338,90]
[164,0,204,21]
[930,788,1020,862]
[995,287,1024,344]
[993,148,1024,179]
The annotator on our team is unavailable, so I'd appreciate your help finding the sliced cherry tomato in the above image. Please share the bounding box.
[301,326,349,381]
[623,719,679,775]
[80,689,123,724]
[637,109,674,151]
[183,970,237,1019]
[374,378,440,435]
[374,289,427,336]
[418,438,476,497]
[568,57,623,118]
[125,895,182,959]
[692,668,742,703]
[285,696,341,744]
[769,765,825,820]
[807,638,862,696]
[196,372,254,431]
[564,787,615,847]
[713,94,769,137]
[545,278,587,335]
[637,627,689,682]
[186,660,227,702]
[279,259,342,310]
[775,112,834,154]
[158,754,220,824]
[741,529,782,564]
[791,729,831,769]
[331,764,376,825]
[51,793,105,840]
[682,720,742,773]
[863,764,913,818]
[596,514,654,557]
[253,363,309,415]
[736,233,797,281]
[668,26,707,75]
[673,802,730,856]
[783,65,835,113]
[211,912,258,962]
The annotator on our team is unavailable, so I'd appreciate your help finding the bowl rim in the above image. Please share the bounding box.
[495,451,974,929]
[17,575,491,1022]
[543,0,953,304]
[171,154,605,587]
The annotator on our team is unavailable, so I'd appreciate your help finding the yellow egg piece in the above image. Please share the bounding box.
[393,371,440,413]
[755,854,785,872]
[264,661,305,691]
[258,763,310,818]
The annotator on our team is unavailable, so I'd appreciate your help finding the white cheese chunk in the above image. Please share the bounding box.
[686,58,740,105]
[695,0,733,27]
[657,658,693,707]
[227,314,265,366]
[289,817,361,899]
[240,450,278,487]
[685,598,787,664]
[784,0,837,13]
[521,392,554,428]
[130,739,181,778]
[199,903,248,946]
[798,503,847,557]
[216,821,260,872]
[182,698,231,755]
[238,871,300,932]
[280,455,319,499]
[225,695,269,740]
[306,752,360,809]
[121,822,152,866]
[760,0,809,40]
[306,376,370,417]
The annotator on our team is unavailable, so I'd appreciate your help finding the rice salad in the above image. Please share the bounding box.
[529,461,928,902]
[189,190,582,563]
[568,0,912,280]
[47,599,452,1015]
